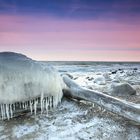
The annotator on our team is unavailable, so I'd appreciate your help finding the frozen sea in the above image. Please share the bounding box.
[0,61,140,140]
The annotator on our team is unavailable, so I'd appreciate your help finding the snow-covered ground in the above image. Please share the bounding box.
[0,62,140,140]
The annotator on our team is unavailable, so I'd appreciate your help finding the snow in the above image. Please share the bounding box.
[0,57,140,139]
[14,124,39,138]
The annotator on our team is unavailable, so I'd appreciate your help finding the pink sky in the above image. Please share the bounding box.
[0,14,140,61]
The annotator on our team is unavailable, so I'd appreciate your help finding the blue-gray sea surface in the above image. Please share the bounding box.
[41,61,140,73]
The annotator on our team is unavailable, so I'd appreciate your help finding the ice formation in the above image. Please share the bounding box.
[0,52,64,120]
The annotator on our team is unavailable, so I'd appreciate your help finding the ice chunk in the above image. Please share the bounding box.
[94,76,106,85]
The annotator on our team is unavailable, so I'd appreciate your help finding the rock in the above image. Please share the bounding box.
[86,76,89,79]
[73,77,78,80]
[86,76,94,81]
[118,68,123,71]
[65,73,73,79]
[134,68,138,71]
[110,83,136,96]
[111,70,117,74]
[94,76,106,85]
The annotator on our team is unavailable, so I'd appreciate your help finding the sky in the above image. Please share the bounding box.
[0,0,140,61]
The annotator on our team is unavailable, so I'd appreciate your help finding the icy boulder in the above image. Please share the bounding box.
[94,76,106,85]
[0,52,64,120]
[110,83,136,96]
[103,73,112,81]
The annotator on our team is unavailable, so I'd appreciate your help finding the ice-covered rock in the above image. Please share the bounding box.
[0,52,64,120]
[94,76,106,85]
[103,73,112,81]
[110,83,136,96]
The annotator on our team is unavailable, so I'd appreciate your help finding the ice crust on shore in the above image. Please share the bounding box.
[0,52,64,120]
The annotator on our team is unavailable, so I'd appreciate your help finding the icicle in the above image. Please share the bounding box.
[43,99,45,111]
[22,102,25,109]
[13,103,16,111]
[9,104,13,118]
[53,97,56,108]
[25,102,27,109]
[54,96,58,108]
[34,100,38,116]
[19,102,22,109]
[0,105,1,119]
[27,102,28,109]
[0,104,3,120]
[45,98,48,115]
[44,98,46,111]
[6,104,10,120]
[44,99,46,110]
[48,97,50,109]
[47,97,49,109]
[2,104,5,120]
[51,96,53,108]
[51,97,53,108]
[38,98,40,104]
[22,102,24,109]
[23,102,25,109]
[49,97,52,109]
[33,99,34,105]
[27,101,30,107]
[30,100,33,114]
[49,97,52,108]
[26,101,28,108]
[40,92,44,114]
[3,104,6,119]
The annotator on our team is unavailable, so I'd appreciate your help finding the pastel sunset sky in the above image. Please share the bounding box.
[0,0,140,61]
